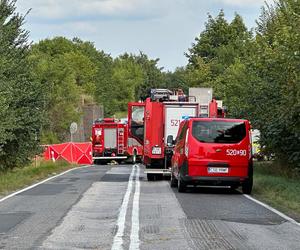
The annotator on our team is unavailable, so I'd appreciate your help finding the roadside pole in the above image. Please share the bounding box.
[70,122,78,164]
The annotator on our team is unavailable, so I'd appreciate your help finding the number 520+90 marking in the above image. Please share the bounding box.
[226,149,247,156]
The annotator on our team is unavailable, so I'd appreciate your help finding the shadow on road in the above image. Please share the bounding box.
[184,186,242,195]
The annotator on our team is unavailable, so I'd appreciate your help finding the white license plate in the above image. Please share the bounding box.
[208,167,229,173]
[152,147,162,155]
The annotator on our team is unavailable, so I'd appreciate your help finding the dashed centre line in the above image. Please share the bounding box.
[130,165,140,250]
[111,165,140,250]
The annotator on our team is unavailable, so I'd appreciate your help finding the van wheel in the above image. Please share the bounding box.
[177,176,186,193]
[242,177,253,194]
[170,173,178,187]
[242,164,253,194]
[147,173,155,181]
[230,185,239,190]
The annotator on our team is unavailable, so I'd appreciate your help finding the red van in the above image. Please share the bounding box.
[169,118,253,193]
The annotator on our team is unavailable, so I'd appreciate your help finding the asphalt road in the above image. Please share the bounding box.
[0,164,299,250]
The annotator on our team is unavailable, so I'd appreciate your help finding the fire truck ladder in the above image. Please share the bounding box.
[117,128,125,155]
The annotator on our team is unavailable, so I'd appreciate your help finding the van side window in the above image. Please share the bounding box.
[177,122,188,142]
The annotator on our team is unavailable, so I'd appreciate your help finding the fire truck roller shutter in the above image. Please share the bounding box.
[104,128,117,148]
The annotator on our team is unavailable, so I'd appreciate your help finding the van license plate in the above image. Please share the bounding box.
[208,167,229,173]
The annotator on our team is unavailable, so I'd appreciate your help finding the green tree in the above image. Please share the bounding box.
[109,57,144,114]
[185,11,252,96]
[29,37,97,143]
[203,1,300,167]
[186,10,231,65]
[123,52,165,100]
[0,0,44,169]
[249,0,300,166]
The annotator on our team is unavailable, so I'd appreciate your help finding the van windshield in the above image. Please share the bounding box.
[192,121,246,144]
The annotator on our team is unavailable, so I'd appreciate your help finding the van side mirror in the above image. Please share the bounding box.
[167,135,174,146]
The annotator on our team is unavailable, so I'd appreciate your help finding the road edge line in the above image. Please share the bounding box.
[0,165,91,204]
[243,194,300,227]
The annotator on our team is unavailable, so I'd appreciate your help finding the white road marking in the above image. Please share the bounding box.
[111,166,135,250]
[0,165,90,204]
[130,165,140,250]
[244,194,300,226]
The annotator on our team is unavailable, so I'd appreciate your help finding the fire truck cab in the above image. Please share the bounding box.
[92,118,127,164]
[169,117,253,193]
[128,89,199,180]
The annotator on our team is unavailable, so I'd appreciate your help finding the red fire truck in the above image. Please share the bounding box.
[92,118,128,164]
[92,118,143,164]
[128,89,201,180]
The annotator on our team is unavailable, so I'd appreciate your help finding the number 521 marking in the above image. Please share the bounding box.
[170,119,180,126]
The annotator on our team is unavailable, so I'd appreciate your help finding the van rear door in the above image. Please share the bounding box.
[189,120,250,177]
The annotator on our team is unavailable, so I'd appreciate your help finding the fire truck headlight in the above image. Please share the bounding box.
[152,146,162,155]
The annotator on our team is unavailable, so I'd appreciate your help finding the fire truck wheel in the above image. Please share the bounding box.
[164,175,171,181]
[177,176,186,193]
[170,173,178,187]
[147,173,155,181]
[132,151,137,164]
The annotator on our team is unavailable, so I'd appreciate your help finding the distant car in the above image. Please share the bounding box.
[169,118,253,194]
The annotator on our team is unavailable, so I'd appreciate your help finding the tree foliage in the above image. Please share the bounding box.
[185,2,300,167]
[29,38,92,143]
[0,0,44,169]
[29,38,166,141]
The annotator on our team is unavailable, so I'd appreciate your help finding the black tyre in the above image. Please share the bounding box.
[242,177,253,194]
[95,159,106,165]
[132,150,137,164]
[242,163,253,194]
[230,185,239,190]
[177,176,186,193]
[164,175,171,181]
[156,174,163,180]
[147,173,155,181]
[170,172,178,187]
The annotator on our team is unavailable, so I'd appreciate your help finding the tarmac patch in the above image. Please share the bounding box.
[0,212,31,234]
[100,174,130,182]
[17,184,69,196]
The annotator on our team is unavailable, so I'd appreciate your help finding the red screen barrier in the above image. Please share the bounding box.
[43,142,92,165]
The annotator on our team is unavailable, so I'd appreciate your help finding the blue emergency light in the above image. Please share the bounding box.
[182,115,191,120]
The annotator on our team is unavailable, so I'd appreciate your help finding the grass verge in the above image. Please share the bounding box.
[0,160,78,197]
[253,161,300,221]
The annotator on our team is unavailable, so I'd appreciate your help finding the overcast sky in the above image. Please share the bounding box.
[16,0,273,71]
